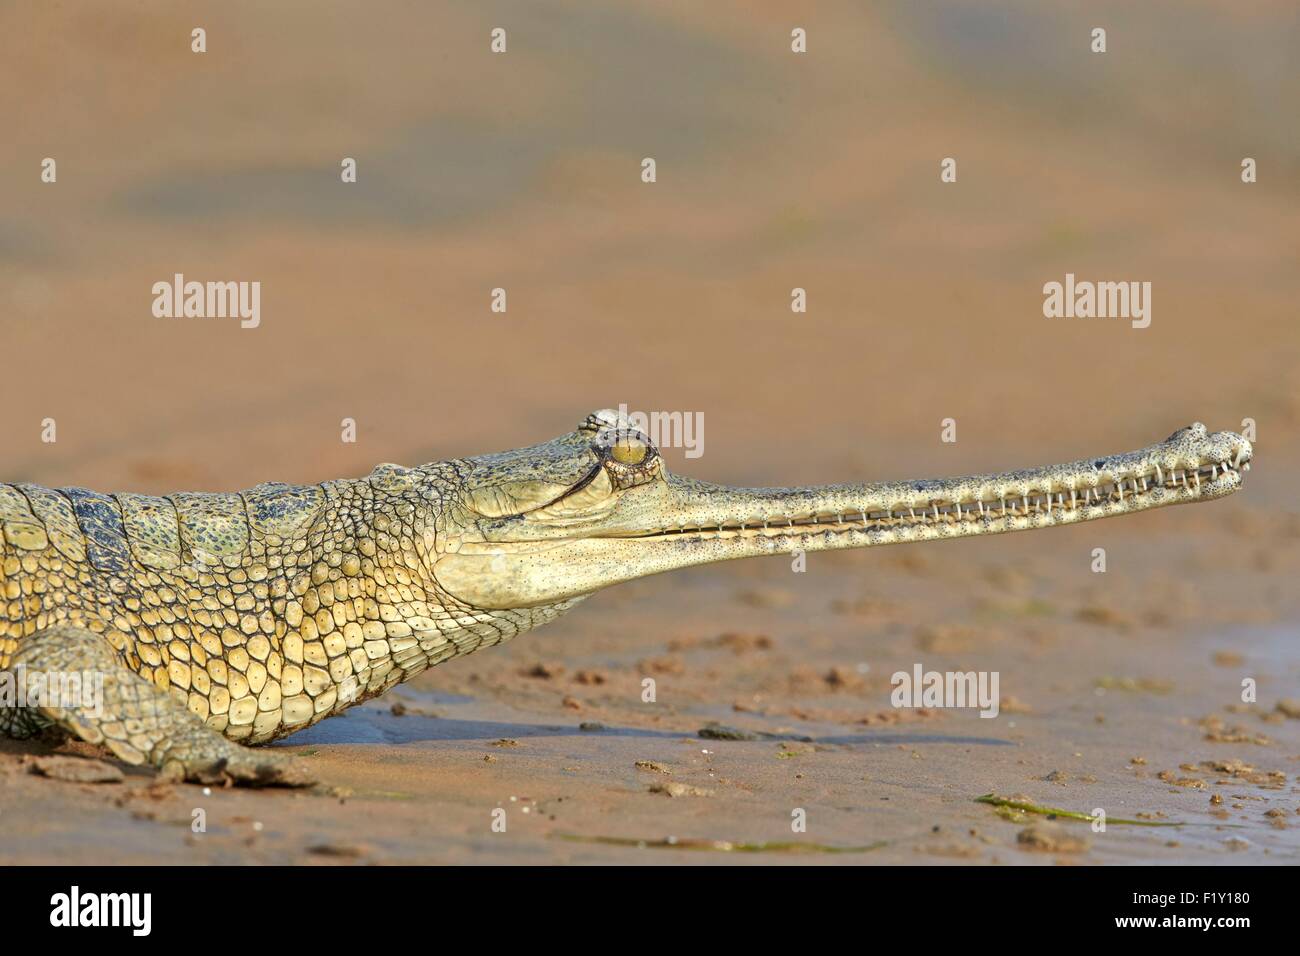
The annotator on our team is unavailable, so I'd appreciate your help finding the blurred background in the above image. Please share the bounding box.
[2,0,1296,500]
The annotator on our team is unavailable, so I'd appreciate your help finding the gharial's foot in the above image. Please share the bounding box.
[8,625,315,788]
[155,741,316,787]
[151,724,316,787]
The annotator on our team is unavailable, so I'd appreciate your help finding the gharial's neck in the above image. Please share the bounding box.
[309,465,583,672]
[225,468,586,741]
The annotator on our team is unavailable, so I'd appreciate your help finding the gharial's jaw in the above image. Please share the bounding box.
[431,421,1252,610]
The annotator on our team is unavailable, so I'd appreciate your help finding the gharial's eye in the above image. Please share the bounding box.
[610,435,648,465]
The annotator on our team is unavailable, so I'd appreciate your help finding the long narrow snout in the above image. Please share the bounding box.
[438,423,1251,608]
[582,422,1252,575]
[645,423,1248,542]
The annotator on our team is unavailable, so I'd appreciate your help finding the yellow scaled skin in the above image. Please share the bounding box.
[0,410,1252,785]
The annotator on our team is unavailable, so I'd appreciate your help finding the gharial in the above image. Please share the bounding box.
[0,410,1252,785]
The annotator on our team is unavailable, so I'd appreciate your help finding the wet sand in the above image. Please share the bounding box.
[1,2,1298,863]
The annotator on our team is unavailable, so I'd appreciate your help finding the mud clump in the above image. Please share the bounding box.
[649,781,715,798]
[31,756,123,784]
[698,723,759,742]
[1016,823,1088,854]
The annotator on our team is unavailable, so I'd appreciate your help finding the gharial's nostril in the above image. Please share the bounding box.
[1164,423,1205,443]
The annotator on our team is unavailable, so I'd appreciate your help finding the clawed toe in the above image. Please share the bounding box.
[167,752,316,788]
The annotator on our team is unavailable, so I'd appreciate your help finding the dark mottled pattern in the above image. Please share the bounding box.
[60,487,131,574]
[0,484,34,521]
[243,482,324,538]
[170,492,249,559]
[115,493,182,570]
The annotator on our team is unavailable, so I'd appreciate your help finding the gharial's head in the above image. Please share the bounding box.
[424,408,1252,612]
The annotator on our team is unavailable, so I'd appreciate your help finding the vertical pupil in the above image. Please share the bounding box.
[611,440,646,464]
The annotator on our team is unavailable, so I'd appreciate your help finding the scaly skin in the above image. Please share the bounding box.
[0,410,1252,785]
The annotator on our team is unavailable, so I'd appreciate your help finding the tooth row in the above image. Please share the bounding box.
[666,458,1241,537]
